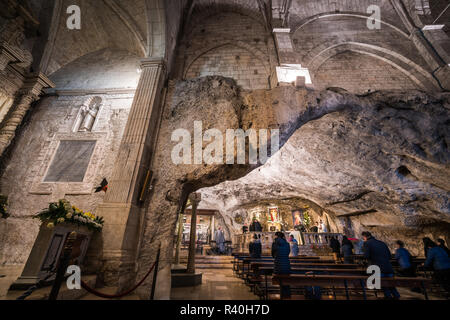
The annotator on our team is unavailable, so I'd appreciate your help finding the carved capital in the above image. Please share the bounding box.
[189,192,202,205]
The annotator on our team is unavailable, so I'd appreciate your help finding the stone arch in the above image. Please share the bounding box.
[145,0,166,58]
[292,12,410,38]
[183,41,271,79]
[304,42,440,91]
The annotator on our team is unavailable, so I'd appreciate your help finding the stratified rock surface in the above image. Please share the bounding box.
[134,76,449,298]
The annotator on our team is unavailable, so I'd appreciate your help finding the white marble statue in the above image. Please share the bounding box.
[74,97,101,132]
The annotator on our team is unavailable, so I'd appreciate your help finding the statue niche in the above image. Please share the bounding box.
[73,97,102,132]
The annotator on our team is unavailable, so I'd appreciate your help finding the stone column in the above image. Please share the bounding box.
[210,215,215,241]
[186,193,201,274]
[95,57,166,288]
[0,72,54,155]
[174,208,185,266]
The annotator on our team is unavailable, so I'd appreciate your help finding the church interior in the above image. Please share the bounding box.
[0,0,449,302]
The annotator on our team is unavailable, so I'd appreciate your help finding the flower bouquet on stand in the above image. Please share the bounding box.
[34,199,104,232]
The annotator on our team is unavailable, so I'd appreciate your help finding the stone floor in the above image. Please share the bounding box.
[171,268,258,300]
[0,265,23,299]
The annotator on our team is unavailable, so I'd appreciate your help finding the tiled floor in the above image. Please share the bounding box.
[171,268,258,300]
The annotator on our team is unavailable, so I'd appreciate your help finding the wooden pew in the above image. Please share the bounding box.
[249,264,365,299]
[236,257,331,277]
[271,274,432,300]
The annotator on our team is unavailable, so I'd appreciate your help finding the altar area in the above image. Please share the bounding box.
[233,231,343,256]
[232,204,343,256]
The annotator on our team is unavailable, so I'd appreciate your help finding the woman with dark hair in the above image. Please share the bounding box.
[341,236,354,264]
[423,239,450,293]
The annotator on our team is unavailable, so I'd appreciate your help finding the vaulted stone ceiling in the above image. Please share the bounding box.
[282,0,406,30]
[44,0,147,75]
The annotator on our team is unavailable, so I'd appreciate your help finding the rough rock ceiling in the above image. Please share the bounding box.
[195,83,450,237]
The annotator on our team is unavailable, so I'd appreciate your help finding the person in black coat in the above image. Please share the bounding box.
[250,219,263,232]
[329,236,341,263]
[423,237,433,258]
[362,232,400,300]
[437,239,450,257]
[341,236,354,264]
[249,234,262,259]
[272,232,291,298]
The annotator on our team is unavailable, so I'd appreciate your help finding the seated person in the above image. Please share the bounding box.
[394,240,415,277]
[249,234,262,259]
[423,239,450,293]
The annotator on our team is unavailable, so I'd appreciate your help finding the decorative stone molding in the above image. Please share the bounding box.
[0,72,55,155]
[0,16,32,71]
[273,28,294,53]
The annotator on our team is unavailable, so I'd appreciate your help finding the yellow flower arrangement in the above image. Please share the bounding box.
[36,200,104,232]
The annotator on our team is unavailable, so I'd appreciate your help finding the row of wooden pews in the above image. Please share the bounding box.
[232,253,433,300]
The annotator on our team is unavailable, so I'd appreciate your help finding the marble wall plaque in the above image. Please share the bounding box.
[44,140,97,182]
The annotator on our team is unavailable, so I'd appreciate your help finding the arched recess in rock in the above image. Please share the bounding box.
[305,42,440,92]
[132,75,449,299]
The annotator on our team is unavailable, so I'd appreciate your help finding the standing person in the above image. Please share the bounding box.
[250,218,263,232]
[354,238,364,255]
[310,222,319,233]
[423,239,450,293]
[394,240,415,277]
[249,234,262,259]
[423,237,433,258]
[272,232,291,298]
[362,232,400,300]
[437,239,450,257]
[329,236,341,263]
[319,219,328,233]
[215,227,226,255]
[341,236,354,264]
[289,235,299,257]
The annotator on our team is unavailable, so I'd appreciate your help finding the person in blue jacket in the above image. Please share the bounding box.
[362,232,400,300]
[423,239,450,293]
[289,234,299,257]
[394,240,415,277]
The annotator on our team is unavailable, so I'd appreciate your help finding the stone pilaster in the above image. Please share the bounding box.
[273,28,313,88]
[0,72,54,155]
[95,57,166,288]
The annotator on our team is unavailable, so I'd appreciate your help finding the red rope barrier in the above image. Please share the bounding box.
[81,261,157,299]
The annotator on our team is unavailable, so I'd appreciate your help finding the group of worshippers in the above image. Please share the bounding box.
[249,231,450,300]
